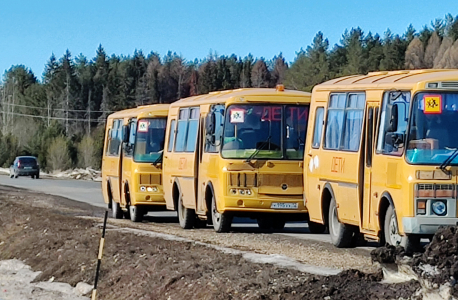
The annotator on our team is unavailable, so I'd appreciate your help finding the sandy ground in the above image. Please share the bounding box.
[0,185,444,299]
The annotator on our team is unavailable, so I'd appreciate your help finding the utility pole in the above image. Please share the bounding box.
[87,89,92,136]
[66,74,69,136]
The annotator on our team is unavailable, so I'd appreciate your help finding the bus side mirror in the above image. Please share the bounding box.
[206,112,215,135]
[388,104,399,132]
[122,125,130,143]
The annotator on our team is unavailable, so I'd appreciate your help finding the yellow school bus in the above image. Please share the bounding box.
[163,86,311,232]
[304,69,458,250]
[102,104,169,222]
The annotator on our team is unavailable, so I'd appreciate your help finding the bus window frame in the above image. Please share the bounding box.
[106,118,123,157]
[323,92,366,152]
[312,107,324,149]
[375,91,411,157]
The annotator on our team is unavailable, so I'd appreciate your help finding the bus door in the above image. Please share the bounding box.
[362,105,378,231]
[104,119,123,203]
[197,105,225,214]
[177,107,200,210]
[120,118,136,207]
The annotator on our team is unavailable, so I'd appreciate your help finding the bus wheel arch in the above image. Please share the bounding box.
[321,183,334,226]
[378,193,393,245]
[172,179,181,211]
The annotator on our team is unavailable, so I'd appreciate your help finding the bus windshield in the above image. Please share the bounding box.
[406,92,458,165]
[134,118,167,163]
[221,104,309,160]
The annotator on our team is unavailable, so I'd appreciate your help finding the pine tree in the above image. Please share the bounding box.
[342,28,365,75]
[365,33,384,72]
[240,54,253,88]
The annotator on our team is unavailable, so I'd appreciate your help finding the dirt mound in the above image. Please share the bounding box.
[0,186,425,300]
[371,244,406,264]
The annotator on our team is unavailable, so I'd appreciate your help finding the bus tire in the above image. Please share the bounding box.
[112,199,123,219]
[129,205,143,222]
[257,218,272,230]
[211,194,232,233]
[272,219,286,230]
[384,205,421,252]
[178,193,195,229]
[328,197,353,248]
[308,221,327,234]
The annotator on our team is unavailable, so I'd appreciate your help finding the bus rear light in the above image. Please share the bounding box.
[416,200,426,215]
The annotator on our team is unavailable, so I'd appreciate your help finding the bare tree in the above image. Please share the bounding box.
[424,32,441,68]
[434,37,453,68]
[405,38,425,69]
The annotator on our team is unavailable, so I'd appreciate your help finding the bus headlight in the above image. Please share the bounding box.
[147,187,153,192]
[431,200,447,216]
[152,186,158,192]
[140,186,146,192]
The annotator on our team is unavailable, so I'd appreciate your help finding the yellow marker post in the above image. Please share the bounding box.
[92,210,108,300]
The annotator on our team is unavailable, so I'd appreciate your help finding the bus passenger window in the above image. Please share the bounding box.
[312,107,324,148]
[167,120,176,152]
[185,108,200,152]
[175,108,189,152]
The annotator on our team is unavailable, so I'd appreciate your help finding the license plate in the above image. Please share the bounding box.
[270,202,298,209]
[24,167,32,169]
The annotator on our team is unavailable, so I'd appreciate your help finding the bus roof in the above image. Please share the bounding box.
[314,69,458,91]
[107,104,169,120]
[169,88,311,108]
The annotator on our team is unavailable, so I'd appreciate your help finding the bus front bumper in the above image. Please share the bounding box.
[402,217,458,234]
[222,195,307,214]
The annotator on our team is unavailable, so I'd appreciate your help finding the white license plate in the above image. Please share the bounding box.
[24,167,32,169]
[270,202,298,209]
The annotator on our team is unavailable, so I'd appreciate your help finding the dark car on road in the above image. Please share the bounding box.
[10,156,40,179]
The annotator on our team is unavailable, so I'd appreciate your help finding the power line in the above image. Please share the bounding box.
[1,102,113,113]
[0,110,107,123]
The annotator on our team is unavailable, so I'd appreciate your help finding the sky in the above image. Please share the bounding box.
[1,0,456,80]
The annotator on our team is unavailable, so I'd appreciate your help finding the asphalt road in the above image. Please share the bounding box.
[0,174,340,245]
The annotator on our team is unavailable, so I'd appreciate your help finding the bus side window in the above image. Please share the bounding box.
[175,109,189,152]
[185,108,200,152]
[312,107,324,149]
[107,119,122,156]
[376,92,410,156]
[167,120,176,152]
[205,105,225,153]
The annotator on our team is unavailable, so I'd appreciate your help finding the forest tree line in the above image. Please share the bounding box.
[1,14,458,171]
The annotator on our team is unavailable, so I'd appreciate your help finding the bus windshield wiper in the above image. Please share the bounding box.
[245,136,271,163]
[439,148,458,174]
[152,152,163,166]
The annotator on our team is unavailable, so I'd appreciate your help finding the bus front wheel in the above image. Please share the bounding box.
[211,194,232,233]
[129,205,143,222]
[178,193,195,229]
[308,221,327,234]
[328,197,353,248]
[384,205,420,252]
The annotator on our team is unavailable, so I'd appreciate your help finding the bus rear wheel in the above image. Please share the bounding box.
[328,197,353,248]
[384,205,421,252]
[211,194,232,233]
[178,193,195,229]
[112,199,123,219]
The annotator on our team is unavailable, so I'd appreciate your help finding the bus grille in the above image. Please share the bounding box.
[227,173,302,188]
[139,174,162,185]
